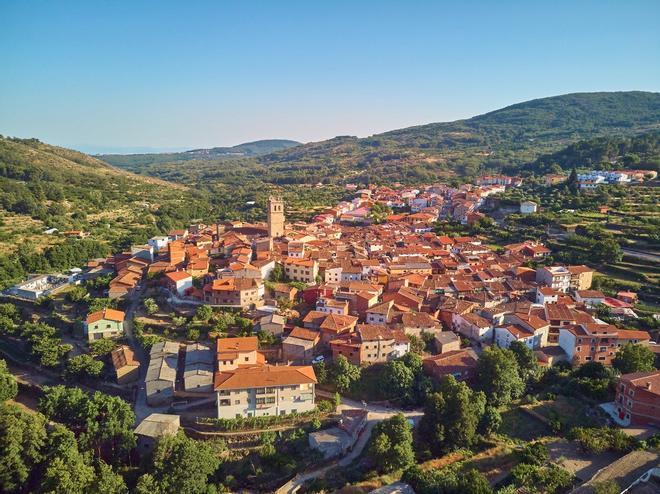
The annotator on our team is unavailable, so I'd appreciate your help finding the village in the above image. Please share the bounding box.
[2,174,658,493]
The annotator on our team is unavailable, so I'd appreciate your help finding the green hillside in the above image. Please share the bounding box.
[104,91,660,185]
[0,136,217,255]
[529,130,660,173]
[0,136,346,270]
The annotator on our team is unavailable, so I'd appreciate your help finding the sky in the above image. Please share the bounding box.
[1,0,659,154]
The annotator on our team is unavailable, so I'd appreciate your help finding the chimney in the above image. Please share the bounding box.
[646,382,652,390]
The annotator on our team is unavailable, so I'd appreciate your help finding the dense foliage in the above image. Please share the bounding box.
[418,375,486,455]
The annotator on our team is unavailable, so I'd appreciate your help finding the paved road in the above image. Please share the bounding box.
[123,286,165,422]
[276,393,422,494]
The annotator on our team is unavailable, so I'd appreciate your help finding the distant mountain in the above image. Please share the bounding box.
[100,139,300,170]
[256,91,660,182]
[104,91,660,185]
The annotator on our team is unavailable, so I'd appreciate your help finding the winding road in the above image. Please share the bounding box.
[275,392,423,494]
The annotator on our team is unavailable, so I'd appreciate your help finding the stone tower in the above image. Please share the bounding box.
[267,196,285,238]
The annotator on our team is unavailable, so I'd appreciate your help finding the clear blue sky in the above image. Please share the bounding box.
[1,0,659,153]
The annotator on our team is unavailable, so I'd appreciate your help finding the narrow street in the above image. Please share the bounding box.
[123,286,156,422]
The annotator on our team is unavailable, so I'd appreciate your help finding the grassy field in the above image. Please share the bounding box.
[500,406,551,441]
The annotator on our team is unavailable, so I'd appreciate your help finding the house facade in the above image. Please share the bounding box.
[558,324,650,365]
[85,308,125,342]
[613,371,660,426]
[215,365,316,419]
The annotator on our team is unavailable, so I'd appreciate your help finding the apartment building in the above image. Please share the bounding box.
[202,278,262,309]
[558,324,651,365]
[283,258,319,284]
[536,266,571,292]
[613,371,660,426]
[329,324,409,366]
[567,265,594,291]
[215,365,316,419]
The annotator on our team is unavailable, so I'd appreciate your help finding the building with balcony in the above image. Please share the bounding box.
[536,266,571,293]
[613,371,660,426]
[214,364,317,419]
[558,324,650,365]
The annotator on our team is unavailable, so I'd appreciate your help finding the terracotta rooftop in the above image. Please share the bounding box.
[214,364,317,389]
[87,308,125,324]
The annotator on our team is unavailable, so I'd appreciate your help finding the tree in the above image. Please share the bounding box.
[313,361,327,384]
[510,463,574,494]
[518,442,548,466]
[612,343,655,374]
[39,386,136,459]
[41,448,95,494]
[0,303,19,334]
[89,338,117,356]
[66,285,88,303]
[194,305,213,322]
[91,460,128,494]
[143,298,159,315]
[213,311,235,333]
[404,464,492,494]
[381,360,415,400]
[418,375,486,455]
[408,334,426,354]
[592,480,620,494]
[88,297,116,312]
[457,469,493,494]
[269,263,285,282]
[0,402,47,492]
[134,474,162,494]
[509,340,542,384]
[479,406,502,436]
[567,168,579,195]
[20,322,72,368]
[0,359,18,401]
[476,346,525,406]
[368,414,415,473]
[330,355,361,393]
[65,354,104,379]
[146,431,220,494]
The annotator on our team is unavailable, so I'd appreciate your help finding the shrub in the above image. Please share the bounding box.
[568,427,636,454]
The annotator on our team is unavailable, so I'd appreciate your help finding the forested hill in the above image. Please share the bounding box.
[100,139,300,170]
[381,91,660,146]
[530,130,660,174]
[104,91,660,185]
[0,136,217,256]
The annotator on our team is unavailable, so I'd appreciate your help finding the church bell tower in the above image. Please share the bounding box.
[267,196,285,238]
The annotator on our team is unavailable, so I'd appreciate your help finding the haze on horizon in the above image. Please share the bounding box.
[1,0,659,154]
